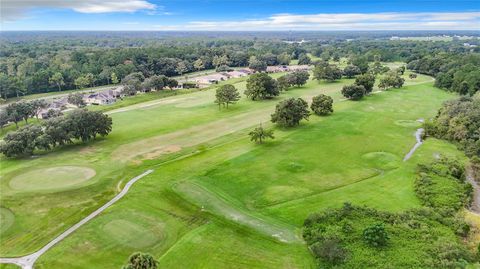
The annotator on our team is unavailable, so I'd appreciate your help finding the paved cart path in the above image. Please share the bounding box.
[0,170,154,269]
[403,127,424,161]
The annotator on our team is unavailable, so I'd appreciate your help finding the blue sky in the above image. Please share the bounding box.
[1,0,479,31]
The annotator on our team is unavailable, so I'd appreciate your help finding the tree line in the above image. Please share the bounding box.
[424,94,480,158]
[1,100,49,129]
[0,38,311,99]
[4,34,476,99]
[0,109,112,157]
[407,53,480,96]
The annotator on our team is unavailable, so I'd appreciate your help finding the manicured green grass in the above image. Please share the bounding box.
[0,208,14,234]
[0,71,465,268]
[0,264,20,269]
[8,166,96,193]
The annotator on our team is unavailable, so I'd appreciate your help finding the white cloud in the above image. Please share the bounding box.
[1,0,156,21]
[158,12,480,31]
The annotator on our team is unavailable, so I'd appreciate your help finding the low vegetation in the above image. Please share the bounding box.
[303,203,473,269]
[122,252,157,269]
[304,157,475,268]
[415,157,472,218]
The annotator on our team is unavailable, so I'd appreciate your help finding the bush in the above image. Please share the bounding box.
[311,237,348,265]
[123,252,157,269]
[363,223,389,247]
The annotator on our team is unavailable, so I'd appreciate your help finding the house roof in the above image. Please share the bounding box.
[85,90,116,101]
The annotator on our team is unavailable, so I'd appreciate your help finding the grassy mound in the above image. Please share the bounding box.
[9,166,95,192]
[362,152,401,170]
[0,208,14,233]
[173,181,299,243]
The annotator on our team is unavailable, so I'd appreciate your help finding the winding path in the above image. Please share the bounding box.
[403,127,424,161]
[0,169,154,269]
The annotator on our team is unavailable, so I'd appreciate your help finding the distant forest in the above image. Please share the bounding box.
[0,31,479,99]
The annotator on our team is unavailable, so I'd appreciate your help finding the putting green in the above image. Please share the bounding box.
[0,208,14,233]
[9,166,96,192]
[102,219,163,248]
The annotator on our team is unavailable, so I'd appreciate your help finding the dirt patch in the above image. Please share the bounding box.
[107,97,186,114]
[80,146,97,154]
[142,145,182,160]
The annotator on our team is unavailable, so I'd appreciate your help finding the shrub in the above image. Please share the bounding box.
[415,157,472,215]
[303,204,473,268]
[311,237,348,265]
[363,223,389,247]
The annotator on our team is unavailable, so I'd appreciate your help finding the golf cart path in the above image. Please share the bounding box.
[0,170,154,269]
[403,127,424,161]
[466,167,480,214]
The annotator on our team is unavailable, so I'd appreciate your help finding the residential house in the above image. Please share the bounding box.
[194,73,229,87]
[84,90,117,105]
